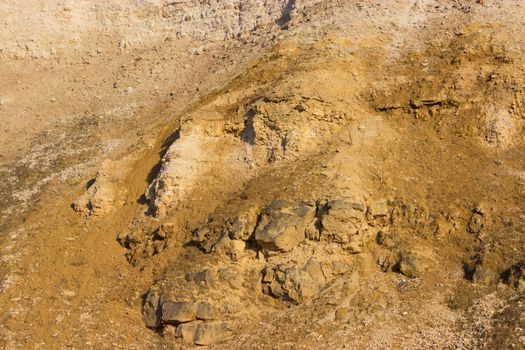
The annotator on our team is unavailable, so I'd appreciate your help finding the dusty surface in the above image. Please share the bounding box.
[1,1,525,349]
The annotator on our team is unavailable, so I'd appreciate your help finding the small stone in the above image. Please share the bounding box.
[305,221,320,241]
[331,261,351,276]
[322,200,365,244]
[335,307,350,321]
[229,239,246,257]
[345,241,363,254]
[227,209,258,241]
[397,255,420,278]
[368,201,389,217]
[376,231,399,248]
[467,212,485,234]
[62,290,76,297]
[472,266,498,285]
[195,268,217,286]
[303,259,326,285]
[163,324,178,343]
[262,266,275,283]
[504,261,525,291]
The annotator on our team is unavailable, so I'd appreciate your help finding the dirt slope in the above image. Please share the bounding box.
[1,1,525,349]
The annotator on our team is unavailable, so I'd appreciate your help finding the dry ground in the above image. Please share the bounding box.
[1,1,525,349]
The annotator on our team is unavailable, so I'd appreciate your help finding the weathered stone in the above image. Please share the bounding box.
[344,241,363,254]
[504,261,525,291]
[331,261,351,276]
[397,255,420,278]
[467,212,485,234]
[305,221,321,241]
[219,268,243,290]
[376,231,399,248]
[162,301,197,324]
[255,200,315,252]
[227,209,259,241]
[322,200,365,244]
[228,239,246,260]
[262,266,275,283]
[377,253,400,272]
[303,259,326,285]
[72,159,130,217]
[434,216,455,238]
[263,259,328,304]
[194,322,229,346]
[176,321,200,344]
[142,289,164,329]
[195,268,218,287]
[335,306,350,321]
[193,226,211,243]
[283,268,320,303]
[163,325,178,344]
[196,302,217,320]
[472,266,498,285]
[368,201,389,218]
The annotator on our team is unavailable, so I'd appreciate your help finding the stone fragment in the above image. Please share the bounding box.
[331,261,351,276]
[219,268,243,290]
[368,200,389,217]
[194,322,229,346]
[226,209,259,241]
[397,255,420,279]
[255,200,315,252]
[376,231,399,249]
[72,159,130,217]
[303,259,326,285]
[161,301,197,324]
[472,266,498,285]
[176,321,200,344]
[344,241,363,254]
[281,268,319,303]
[305,221,321,241]
[467,212,485,234]
[142,289,163,328]
[196,302,217,320]
[228,239,246,260]
[322,200,365,244]
[434,216,455,238]
[263,259,329,303]
[504,261,525,291]
[195,268,218,287]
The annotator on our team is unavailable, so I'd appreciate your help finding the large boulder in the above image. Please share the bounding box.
[255,200,316,252]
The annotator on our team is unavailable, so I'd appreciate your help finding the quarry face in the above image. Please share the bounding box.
[1,1,525,349]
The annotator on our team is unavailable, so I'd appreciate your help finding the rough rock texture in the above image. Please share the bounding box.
[254,200,316,252]
[72,158,131,216]
[3,1,525,350]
